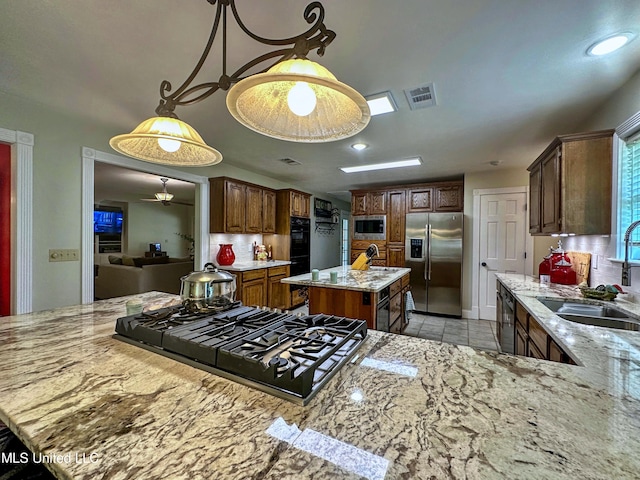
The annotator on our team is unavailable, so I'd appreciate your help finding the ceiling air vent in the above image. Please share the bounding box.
[279,158,302,166]
[404,82,436,110]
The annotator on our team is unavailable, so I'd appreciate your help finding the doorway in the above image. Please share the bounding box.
[472,187,532,320]
[0,143,10,315]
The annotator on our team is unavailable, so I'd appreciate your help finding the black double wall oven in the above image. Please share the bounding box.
[290,217,310,276]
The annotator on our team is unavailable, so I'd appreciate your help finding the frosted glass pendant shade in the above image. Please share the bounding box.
[226,58,370,142]
[109,116,223,166]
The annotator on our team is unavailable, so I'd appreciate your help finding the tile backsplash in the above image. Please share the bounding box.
[564,235,639,299]
[210,234,263,263]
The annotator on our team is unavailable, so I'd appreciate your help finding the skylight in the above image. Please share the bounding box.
[365,91,397,116]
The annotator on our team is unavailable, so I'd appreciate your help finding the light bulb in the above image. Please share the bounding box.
[158,138,181,152]
[287,82,317,117]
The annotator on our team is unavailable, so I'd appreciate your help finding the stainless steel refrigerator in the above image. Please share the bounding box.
[405,212,463,317]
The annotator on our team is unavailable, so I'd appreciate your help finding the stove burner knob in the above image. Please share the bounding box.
[268,356,289,368]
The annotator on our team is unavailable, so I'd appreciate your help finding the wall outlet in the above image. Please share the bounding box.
[49,249,79,262]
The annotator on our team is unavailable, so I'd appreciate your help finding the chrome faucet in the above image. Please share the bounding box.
[622,220,640,286]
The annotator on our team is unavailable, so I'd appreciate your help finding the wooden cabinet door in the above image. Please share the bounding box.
[301,193,310,218]
[387,245,405,267]
[243,280,267,307]
[529,162,542,234]
[368,192,387,214]
[407,187,434,212]
[548,339,563,363]
[268,275,290,309]
[351,193,367,215]
[244,184,263,233]
[262,189,276,233]
[225,181,245,233]
[387,190,405,243]
[434,184,463,211]
[540,147,561,234]
[516,325,527,356]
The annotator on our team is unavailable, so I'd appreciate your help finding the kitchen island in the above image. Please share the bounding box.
[1,292,640,479]
[281,266,411,331]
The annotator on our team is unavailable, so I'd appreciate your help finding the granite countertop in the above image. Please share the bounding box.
[214,259,292,271]
[281,266,411,293]
[496,273,640,394]
[1,292,639,479]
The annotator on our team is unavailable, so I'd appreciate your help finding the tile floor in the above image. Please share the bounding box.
[402,313,500,352]
[290,305,500,352]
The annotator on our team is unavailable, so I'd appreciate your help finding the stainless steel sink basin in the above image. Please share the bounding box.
[538,298,640,331]
[538,299,629,318]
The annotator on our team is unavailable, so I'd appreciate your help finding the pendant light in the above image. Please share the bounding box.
[109,1,369,166]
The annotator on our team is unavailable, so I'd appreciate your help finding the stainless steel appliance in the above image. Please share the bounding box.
[497,282,515,354]
[114,303,367,405]
[405,213,463,317]
[375,287,391,332]
[353,215,386,240]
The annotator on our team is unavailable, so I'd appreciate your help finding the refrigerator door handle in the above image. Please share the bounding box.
[426,224,432,281]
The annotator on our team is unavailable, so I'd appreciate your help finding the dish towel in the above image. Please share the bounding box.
[405,290,415,321]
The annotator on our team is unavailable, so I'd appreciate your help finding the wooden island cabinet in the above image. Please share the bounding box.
[219,264,291,310]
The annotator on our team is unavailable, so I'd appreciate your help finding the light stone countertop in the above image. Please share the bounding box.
[213,259,292,271]
[281,266,411,293]
[0,291,639,479]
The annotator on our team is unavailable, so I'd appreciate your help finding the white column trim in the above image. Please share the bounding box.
[0,127,34,314]
[81,148,210,303]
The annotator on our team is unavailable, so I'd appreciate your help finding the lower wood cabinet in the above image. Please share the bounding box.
[509,294,575,365]
[223,265,291,309]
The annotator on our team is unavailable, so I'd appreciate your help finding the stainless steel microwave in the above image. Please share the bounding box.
[353,215,386,240]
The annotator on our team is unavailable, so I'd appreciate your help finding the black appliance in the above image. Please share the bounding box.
[290,217,310,276]
[497,283,515,354]
[114,303,367,405]
[375,287,391,332]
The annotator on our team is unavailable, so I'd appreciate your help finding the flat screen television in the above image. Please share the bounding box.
[94,210,123,234]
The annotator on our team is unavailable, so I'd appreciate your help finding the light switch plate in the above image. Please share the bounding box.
[49,249,79,262]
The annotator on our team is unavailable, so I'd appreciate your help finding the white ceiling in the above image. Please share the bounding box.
[3,0,640,201]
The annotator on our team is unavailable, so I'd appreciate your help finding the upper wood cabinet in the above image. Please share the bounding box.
[278,189,311,219]
[351,191,387,215]
[262,189,276,234]
[387,190,406,243]
[527,130,614,236]
[434,183,463,211]
[407,187,433,213]
[209,177,276,234]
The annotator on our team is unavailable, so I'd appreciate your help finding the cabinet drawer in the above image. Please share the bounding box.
[401,273,410,288]
[268,265,289,277]
[351,240,387,252]
[528,316,547,357]
[242,269,267,282]
[390,279,402,298]
[515,302,528,330]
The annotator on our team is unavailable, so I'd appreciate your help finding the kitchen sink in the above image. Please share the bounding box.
[538,298,640,331]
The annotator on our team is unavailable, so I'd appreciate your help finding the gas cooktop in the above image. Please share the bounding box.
[114,304,368,405]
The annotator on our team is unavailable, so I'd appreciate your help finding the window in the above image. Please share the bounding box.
[617,114,640,261]
[341,217,349,266]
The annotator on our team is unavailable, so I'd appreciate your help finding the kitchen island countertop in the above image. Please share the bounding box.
[281,265,410,293]
[1,291,639,479]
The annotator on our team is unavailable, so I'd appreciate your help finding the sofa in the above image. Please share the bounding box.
[94,255,194,299]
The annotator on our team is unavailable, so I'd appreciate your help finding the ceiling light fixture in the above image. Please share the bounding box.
[155,178,174,202]
[351,143,368,151]
[340,157,422,173]
[587,32,635,56]
[110,1,370,166]
[365,91,397,116]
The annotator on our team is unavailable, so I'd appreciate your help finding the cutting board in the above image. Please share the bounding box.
[566,251,591,285]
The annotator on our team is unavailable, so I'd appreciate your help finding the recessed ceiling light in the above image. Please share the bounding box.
[351,143,368,151]
[365,91,397,116]
[587,32,635,56]
[340,157,422,173]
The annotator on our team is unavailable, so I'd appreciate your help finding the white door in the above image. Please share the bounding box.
[478,192,527,320]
